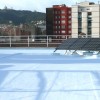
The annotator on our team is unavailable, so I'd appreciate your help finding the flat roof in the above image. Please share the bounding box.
[0,48,100,100]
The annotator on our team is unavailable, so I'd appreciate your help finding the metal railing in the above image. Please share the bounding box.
[0,34,99,47]
[0,35,72,47]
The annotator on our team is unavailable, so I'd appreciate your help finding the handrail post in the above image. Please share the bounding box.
[28,36,29,47]
[66,35,67,39]
[10,36,11,47]
[47,35,48,47]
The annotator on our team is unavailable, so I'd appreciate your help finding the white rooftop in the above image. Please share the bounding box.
[0,48,100,100]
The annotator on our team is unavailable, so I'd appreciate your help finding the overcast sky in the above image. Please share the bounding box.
[0,0,97,12]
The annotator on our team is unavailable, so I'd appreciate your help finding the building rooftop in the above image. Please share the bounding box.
[0,48,100,100]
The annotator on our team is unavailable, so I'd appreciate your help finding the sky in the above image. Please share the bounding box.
[0,0,97,12]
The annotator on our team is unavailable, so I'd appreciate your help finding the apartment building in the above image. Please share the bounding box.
[72,1,100,38]
[46,4,71,37]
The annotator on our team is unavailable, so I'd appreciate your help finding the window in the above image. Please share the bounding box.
[55,26,57,29]
[69,11,71,14]
[55,31,57,33]
[58,16,60,19]
[54,31,57,34]
[58,26,60,29]
[78,12,82,18]
[88,12,92,20]
[86,8,90,11]
[78,29,82,33]
[69,31,71,33]
[68,21,71,23]
[79,8,83,12]
[88,28,91,35]
[88,20,91,27]
[55,16,57,19]
[58,31,60,33]
[69,16,71,18]
[61,10,65,14]
[61,20,65,24]
[78,23,82,28]
[55,21,57,24]
[61,30,66,33]
[58,21,60,24]
[88,12,92,16]
[68,25,71,28]
[58,11,60,14]
[61,25,65,29]
[61,16,65,18]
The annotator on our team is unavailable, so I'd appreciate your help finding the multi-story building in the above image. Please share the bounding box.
[46,4,71,38]
[72,1,100,38]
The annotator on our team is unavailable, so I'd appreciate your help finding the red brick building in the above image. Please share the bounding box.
[46,4,71,37]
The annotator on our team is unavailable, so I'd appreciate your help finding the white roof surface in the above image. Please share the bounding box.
[0,48,100,100]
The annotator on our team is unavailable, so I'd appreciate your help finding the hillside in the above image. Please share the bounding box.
[0,9,46,25]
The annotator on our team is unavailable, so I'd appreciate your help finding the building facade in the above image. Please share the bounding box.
[46,4,71,37]
[46,8,53,35]
[72,1,100,38]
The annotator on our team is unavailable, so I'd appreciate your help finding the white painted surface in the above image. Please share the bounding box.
[0,48,100,100]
